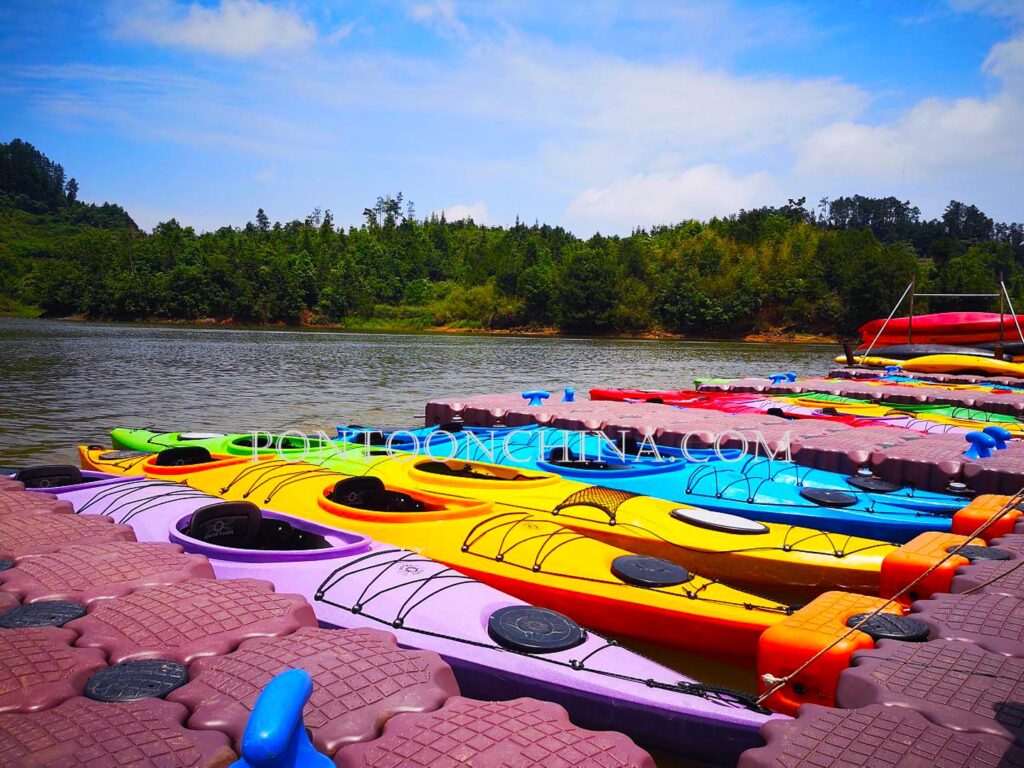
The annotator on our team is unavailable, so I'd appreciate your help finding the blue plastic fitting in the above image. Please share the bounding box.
[522,390,550,406]
[786,372,798,382]
[964,431,997,460]
[983,425,1012,450]
[230,669,333,768]
[769,374,787,385]
[562,387,575,403]
[884,365,902,376]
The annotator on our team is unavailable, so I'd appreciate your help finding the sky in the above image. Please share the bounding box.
[1,0,1022,234]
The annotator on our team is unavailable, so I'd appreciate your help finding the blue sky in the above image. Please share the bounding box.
[1,0,1022,233]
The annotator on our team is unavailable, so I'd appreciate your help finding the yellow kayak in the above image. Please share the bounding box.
[832,355,904,368]
[898,353,1024,377]
[838,353,1024,378]
[80,445,895,600]
[78,446,790,662]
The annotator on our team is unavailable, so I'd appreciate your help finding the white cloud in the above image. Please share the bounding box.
[565,165,776,230]
[112,0,316,57]
[407,0,468,38]
[327,20,358,44]
[438,201,489,222]
[797,31,1024,188]
[985,34,1024,84]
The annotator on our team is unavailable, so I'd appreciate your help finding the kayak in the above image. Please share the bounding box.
[590,388,893,428]
[76,445,799,663]
[90,436,898,597]
[845,353,1024,377]
[778,393,1024,436]
[339,423,969,543]
[34,475,776,763]
[831,355,907,369]
[900,354,1024,378]
[859,312,1024,346]
[851,344,1008,361]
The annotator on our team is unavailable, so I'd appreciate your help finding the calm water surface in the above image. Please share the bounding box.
[0,318,835,464]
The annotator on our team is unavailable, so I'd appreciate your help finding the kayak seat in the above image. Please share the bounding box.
[329,477,426,513]
[187,501,329,550]
[155,446,213,466]
[13,465,84,489]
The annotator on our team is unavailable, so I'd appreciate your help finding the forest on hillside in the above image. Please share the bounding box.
[2,138,1023,337]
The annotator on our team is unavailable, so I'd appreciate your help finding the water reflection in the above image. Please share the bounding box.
[0,318,834,464]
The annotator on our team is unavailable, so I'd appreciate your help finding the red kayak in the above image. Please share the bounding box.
[860,312,1024,345]
[588,388,880,427]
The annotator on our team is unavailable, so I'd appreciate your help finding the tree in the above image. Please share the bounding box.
[255,208,270,234]
[555,243,619,333]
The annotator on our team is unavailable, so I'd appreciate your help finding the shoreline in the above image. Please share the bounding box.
[2,312,841,346]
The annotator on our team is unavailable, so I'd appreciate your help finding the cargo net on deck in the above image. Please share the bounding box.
[315,547,770,714]
[552,486,640,525]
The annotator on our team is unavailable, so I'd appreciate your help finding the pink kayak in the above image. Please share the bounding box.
[860,312,1024,345]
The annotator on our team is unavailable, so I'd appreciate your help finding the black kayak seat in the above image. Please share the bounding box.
[186,501,329,551]
[188,501,261,548]
[329,477,426,512]
[13,465,83,489]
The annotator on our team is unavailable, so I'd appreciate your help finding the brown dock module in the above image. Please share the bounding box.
[335,696,657,768]
[170,626,458,756]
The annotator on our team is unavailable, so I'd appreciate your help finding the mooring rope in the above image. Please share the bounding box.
[757,486,1024,704]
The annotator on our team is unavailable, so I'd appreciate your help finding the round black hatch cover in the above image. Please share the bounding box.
[611,555,692,587]
[0,600,86,628]
[487,605,585,654]
[949,544,1013,561]
[846,475,901,494]
[846,613,929,642]
[799,488,858,508]
[85,660,189,702]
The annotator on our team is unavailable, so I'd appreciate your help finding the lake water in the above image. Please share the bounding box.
[0,318,835,465]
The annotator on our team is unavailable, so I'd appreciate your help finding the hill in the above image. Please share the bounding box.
[2,139,1022,338]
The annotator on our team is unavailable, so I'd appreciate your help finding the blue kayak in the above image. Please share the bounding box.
[336,423,967,543]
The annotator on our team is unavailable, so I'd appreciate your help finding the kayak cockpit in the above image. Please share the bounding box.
[407,458,560,490]
[170,501,371,561]
[226,433,340,456]
[319,476,493,521]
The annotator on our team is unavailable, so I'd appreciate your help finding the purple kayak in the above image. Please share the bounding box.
[42,474,777,765]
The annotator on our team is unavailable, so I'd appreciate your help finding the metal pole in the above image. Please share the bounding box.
[1001,281,1024,346]
[999,272,1005,346]
[858,281,914,365]
[907,276,916,344]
